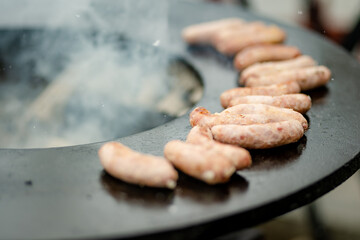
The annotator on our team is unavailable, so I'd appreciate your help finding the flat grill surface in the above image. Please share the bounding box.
[1,1,360,240]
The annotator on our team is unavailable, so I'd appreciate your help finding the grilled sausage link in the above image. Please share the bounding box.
[211,21,266,46]
[220,81,301,108]
[186,125,214,144]
[222,103,308,130]
[99,142,178,189]
[245,66,331,90]
[215,25,286,55]
[182,18,245,44]
[228,94,312,114]
[233,45,301,70]
[189,107,268,127]
[240,55,317,84]
[164,140,236,184]
[211,120,304,149]
[186,126,252,170]
[190,106,301,128]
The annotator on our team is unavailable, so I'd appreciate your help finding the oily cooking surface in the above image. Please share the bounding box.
[1,1,360,240]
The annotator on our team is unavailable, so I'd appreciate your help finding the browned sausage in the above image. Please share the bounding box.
[164,140,236,184]
[245,66,331,90]
[233,45,301,70]
[211,120,304,149]
[186,126,252,170]
[211,21,266,46]
[182,18,245,44]
[99,142,178,189]
[228,94,312,114]
[190,107,266,127]
[220,81,301,108]
[221,103,308,130]
[189,106,303,128]
[215,25,286,55]
[240,55,317,84]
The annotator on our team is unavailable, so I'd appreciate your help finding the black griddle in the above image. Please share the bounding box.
[1,1,360,239]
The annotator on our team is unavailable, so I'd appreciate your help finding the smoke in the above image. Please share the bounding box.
[0,0,203,148]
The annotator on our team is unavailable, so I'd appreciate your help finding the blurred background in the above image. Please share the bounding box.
[202,1,360,239]
[205,0,360,61]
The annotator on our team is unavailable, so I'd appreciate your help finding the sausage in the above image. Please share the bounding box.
[240,55,317,84]
[220,81,301,108]
[211,120,304,149]
[233,45,301,70]
[211,21,266,46]
[164,140,236,184]
[190,106,264,127]
[99,142,178,189]
[228,94,312,114]
[186,126,252,170]
[189,106,302,128]
[245,66,331,90]
[182,18,245,44]
[222,103,308,130]
[186,125,213,143]
[215,25,286,55]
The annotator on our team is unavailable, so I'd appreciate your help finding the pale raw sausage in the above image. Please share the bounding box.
[234,45,301,70]
[220,81,301,108]
[240,55,317,84]
[99,142,178,189]
[228,94,312,114]
[211,120,304,149]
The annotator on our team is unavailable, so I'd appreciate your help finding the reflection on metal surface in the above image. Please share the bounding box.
[176,173,249,204]
[249,136,307,171]
[101,170,248,206]
[100,171,175,207]
[305,86,330,105]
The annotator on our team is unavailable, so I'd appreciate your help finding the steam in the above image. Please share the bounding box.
[0,0,203,148]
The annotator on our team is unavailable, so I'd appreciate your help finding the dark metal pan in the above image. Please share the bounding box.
[1,0,360,239]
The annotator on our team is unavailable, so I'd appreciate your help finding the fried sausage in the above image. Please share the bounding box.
[240,55,317,84]
[211,120,304,149]
[190,106,302,128]
[233,45,301,70]
[228,94,312,114]
[222,103,308,130]
[186,125,214,144]
[164,140,236,184]
[182,18,245,44]
[186,126,252,170]
[211,21,266,46]
[245,66,331,90]
[99,142,178,189]
[189,107,266,127]
[220,81,301,108]
[215,25,286,55]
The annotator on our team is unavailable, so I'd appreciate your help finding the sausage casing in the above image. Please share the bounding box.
[189,106,305,128]
[99,142,178,189]
[211,120,304,149]
[220,81,301,108]
[211,21,266,46]
[164,140,236,184]
[182,18,245,44]
[222,103,308,130]
[228,94,312,114]
[233,45,301,70]
[186,126,252,170]
[215,25,286,55]
[240,55,317,84]
[245,66,331,90]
